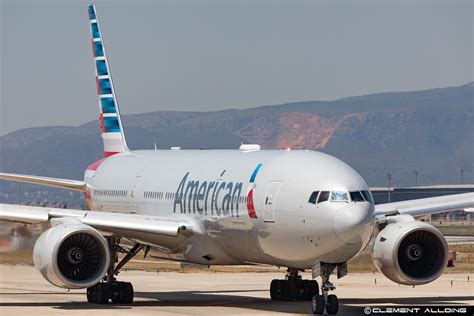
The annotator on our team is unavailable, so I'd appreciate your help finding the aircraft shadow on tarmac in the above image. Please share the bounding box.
[0,291,472,314]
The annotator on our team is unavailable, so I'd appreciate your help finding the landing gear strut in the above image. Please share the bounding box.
[311,263,339,315]
[270,268,319,301]
[87,236,143,304]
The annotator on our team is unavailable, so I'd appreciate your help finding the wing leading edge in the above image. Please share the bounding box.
[0,172,86,192]
[0,204,191,237]
[374,192,474,217]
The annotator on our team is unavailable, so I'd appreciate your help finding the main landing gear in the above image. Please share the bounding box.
[270,268,319,301]
[311,263,339,315]
[87,236,145,304]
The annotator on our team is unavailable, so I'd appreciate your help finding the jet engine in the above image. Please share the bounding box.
[33,222,110,289]
[372,215,448,285]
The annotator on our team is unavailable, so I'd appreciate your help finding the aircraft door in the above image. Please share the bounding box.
[263,181,282,222]
[130,175,142,214]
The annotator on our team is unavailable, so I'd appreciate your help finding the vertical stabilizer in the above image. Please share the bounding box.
[88,4,128,157]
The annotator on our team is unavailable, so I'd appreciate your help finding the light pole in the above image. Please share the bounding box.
[387,174,392,203]
[460,169,464,184]
[414,170,418,187]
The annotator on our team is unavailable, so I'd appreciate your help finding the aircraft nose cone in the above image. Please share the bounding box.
[333,203,374,243]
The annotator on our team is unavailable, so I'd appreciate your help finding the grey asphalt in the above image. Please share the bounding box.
[0,265,472,315]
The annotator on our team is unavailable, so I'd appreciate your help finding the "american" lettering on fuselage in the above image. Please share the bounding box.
[173,171,243,217]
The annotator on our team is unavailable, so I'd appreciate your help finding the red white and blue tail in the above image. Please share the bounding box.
[88,4,128,157]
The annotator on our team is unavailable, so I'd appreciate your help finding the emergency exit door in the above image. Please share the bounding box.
[263,182,282,222]
[130,175,141,214]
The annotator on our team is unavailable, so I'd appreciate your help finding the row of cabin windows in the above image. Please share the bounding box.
[95,189,128,197]
[144,191,164,199]
[144,191,175,199]
[143,191,248,204]
[308,190,374,204]
[143,192,177,199]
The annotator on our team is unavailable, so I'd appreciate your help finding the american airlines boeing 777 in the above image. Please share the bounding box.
[1,5,473,315]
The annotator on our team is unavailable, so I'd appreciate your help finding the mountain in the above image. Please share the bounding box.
[1,83,473,207]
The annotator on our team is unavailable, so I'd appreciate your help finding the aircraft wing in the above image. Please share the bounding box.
[0,172,86,192]
[0,203,191,237]
[374,192,474,217]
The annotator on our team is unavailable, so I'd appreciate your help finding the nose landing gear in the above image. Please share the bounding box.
[270,268,319,301]
[312,282,338,314]
[311,263,339,315]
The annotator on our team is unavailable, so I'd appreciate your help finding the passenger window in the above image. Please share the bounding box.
[317,191,330,203]
[350,191,365,202]
[308,191,319,204]
[331,191,349,202]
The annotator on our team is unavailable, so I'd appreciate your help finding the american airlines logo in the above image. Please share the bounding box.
[173,163,262,218]
[173,172,244,217]
[174,163,263,218]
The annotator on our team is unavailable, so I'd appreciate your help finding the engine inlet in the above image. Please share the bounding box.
[397,230,445,279]
[57,233,102,281]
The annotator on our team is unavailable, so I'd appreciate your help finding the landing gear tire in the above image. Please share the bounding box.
[87,281,134,305]
[270,279,289,301]
[123,282,134,304]
[326,294,339,314]
[311,294,325,315]
[86,285,96,303]
[304,280,319,301]
[311,263,340,315]
[270,280,279,300]
[111,281,134,304]
[270,269,318,301]
[86,237,142,305]
[96,282,110,304]
[87,282,110,304]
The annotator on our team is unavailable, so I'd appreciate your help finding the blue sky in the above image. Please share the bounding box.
[1,0,472,135]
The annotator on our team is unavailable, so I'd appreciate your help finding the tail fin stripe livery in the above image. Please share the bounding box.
[88,6,96,20]
[99,114,105,133]
[95,77,101,95]
[88,4,128,157]
[101,98,116,113]
[91,23,100,39]
[103,117,121,133]
[96,60,108,76]
[93,41,104,57]
[98,78,112,94]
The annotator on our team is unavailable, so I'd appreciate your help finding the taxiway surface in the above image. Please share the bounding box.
[0,265,472,315]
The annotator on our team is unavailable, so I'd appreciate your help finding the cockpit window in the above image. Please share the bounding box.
[350,191,365,202]
[311,190,367,204]
[317,191,330,203]
[361,190,374,204]
[331,191,349,202]
[308,191,319,204]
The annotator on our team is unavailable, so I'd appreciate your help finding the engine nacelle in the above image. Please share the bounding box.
[33,222,110,289]
[372,216,448,285]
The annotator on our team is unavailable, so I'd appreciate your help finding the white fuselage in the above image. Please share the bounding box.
[84,149,375,269]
